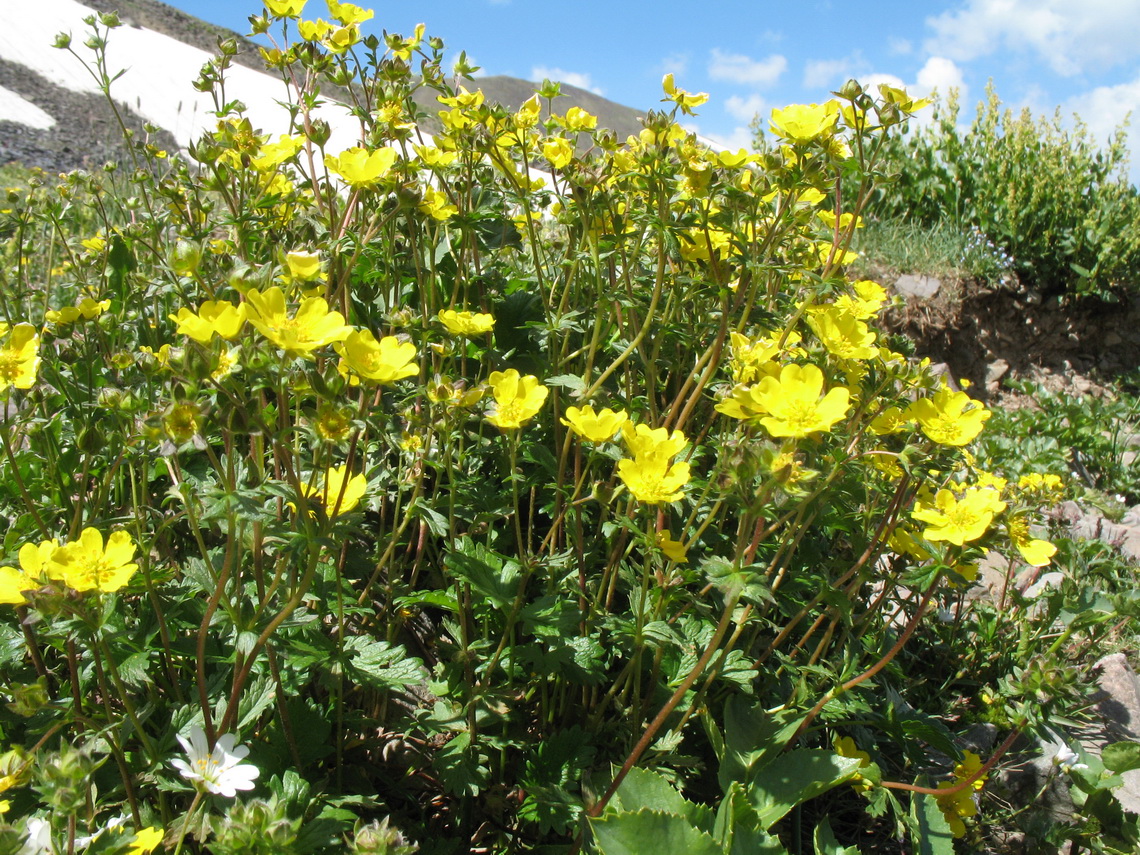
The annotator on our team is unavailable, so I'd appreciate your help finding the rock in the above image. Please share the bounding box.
[985,358,1010,391]
[893,274,941,300]
[1093,654,1140,813]
[1106,332,1124,347]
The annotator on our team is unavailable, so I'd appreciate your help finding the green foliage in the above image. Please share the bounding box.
[979,378,1140,504]
[868,86,1140,299]
[0,15,1120,855]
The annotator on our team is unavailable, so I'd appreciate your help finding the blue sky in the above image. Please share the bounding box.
[170,0,1140,163]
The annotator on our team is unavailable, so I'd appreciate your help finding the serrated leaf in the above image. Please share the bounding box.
[609,767,712,831]
[591,809,722,855]
[344,637,425,689]
[1103,741,1140,774]
[444,538,521,609]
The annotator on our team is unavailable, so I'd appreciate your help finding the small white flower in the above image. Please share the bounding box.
[20,817,52,855]
[171,726,259,798]
[1052,744,1089,773]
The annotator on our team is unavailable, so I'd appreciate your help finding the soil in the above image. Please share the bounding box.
[877,271,1140,403]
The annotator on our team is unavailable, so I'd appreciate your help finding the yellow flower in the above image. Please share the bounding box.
[717,364,850,439]
[1018,473,1065,505]
[212,347,240,381]
[912,487,1007,546]
[908,387,990,447]
[325,147,398,187]
[936,750,987,838]
[655,531,688,563]
[81,235,106,253]
[139,344,174,370]
[46,528,138,593]
[414,145,458,168]
[562,405,629,443]
[618,456,690,504]
[299,465,367,517]
[835,736,873,793]
[1008,515,1057,567]
[726,329,801,384]
[266,0,307,16]
[868,406,912,435]
[621,423,688,461]
[335,330,418,385]
[163,401,202,444]
[770,102,840,142]
[245,287,352,356]
[170,300,247,344]
[486,369,548,429]
[806,305,877,361]
[617,423,691,504]
[419,186,459,221]
[0,565,36,605]
[661,73,708,115]
[562,107,597,131]
[542,137,574,169]
[285,250,323,283]
[0,324,40,392]
[835,280,887,320]
[438,309,495,337]
[49,297,111,325]
[327,0,373,25]
[126,827,165,855]
[250,134,303,171]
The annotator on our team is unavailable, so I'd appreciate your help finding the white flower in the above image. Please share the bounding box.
[171,726,259,798]
[20,817,51,855]
[1052,744,1089,773]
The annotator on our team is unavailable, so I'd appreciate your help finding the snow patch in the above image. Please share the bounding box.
[1,0,361,151]
[0,86,56,130]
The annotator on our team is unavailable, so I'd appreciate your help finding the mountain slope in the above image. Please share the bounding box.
[0,0,649,172]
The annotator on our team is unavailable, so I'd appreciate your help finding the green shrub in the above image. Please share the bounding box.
[0,15,1120,855]
[868,87,1140,299]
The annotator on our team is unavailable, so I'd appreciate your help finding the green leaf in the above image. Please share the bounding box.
[434,732,489,797]
[814,817,860,855]
[344,638,426,689]
[444,538,522,609]
[747,749,864,830]
[545,373,586,395]
[1103,741,1140,774]
[609,767,712,832]
[911,793,955,855]
[591,810,722,855]
[714,782,787,855]
[719,697,802,791]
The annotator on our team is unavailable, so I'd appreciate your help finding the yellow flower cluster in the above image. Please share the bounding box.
[0,528,138,604]
[617,424,691,504]
[936,750,987,838]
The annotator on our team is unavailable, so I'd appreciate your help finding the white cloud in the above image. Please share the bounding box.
[1063,76,1140,184]
[925,0,1140,77]
[708,48,787,87]
[530,66,604,96]
[803,58,854,90]
[852,57,967,116]
[888,37,913,56]
[660,52,690,77]
[915,56,967,101]
[685,123,755,153]
[725,94,766,122]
